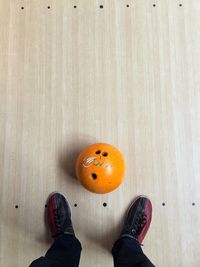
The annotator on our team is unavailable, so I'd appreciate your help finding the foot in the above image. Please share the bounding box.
[121,196,152,244]
[47,192,75,238]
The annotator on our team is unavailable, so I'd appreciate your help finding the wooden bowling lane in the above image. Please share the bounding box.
[0,1,200,266]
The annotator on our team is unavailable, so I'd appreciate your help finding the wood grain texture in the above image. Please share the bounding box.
[0,1,200,266]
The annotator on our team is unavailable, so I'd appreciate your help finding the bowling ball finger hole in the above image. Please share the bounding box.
[96,150,101,154]
[102,152,108,157]
[92,173,97,179]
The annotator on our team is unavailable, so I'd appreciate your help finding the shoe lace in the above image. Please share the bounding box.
[53,208,61,231]
[132,213,147,236]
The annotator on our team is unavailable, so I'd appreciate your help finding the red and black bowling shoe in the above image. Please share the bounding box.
[121,196,152,244]
[47,193,75,238]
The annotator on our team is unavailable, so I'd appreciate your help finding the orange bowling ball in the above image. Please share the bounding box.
[76,143,125,194]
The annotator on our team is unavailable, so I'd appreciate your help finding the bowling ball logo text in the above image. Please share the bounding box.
[82,157,112,170]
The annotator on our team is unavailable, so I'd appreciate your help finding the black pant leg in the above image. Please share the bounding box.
[29,234,82,267]
[30,257,50,267]
[112,237,155,267]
